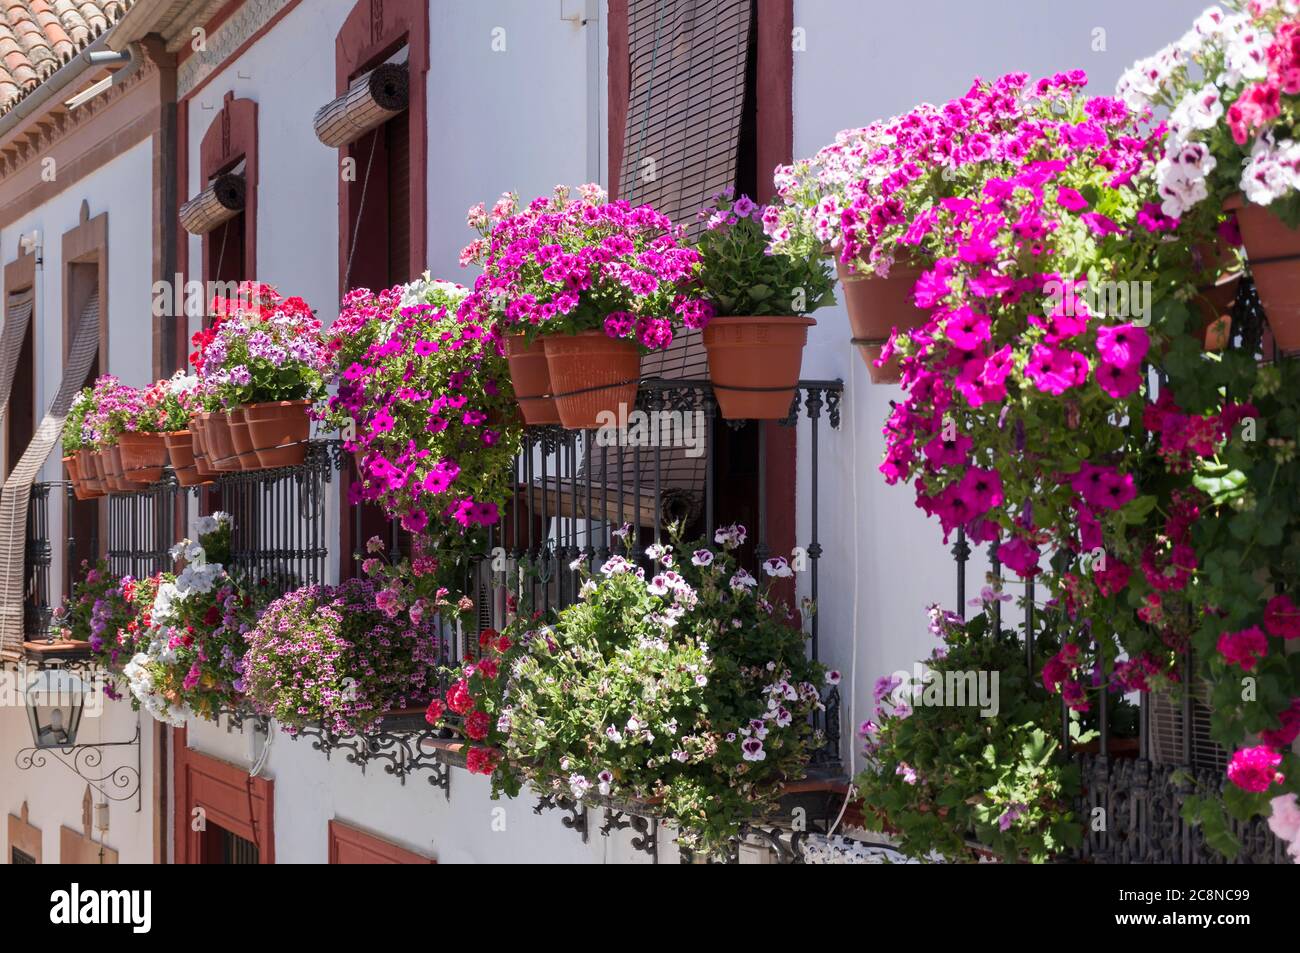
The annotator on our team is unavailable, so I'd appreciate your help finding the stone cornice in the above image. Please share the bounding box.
[178,0,295,99]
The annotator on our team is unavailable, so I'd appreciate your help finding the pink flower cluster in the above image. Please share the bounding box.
[1228,17,1300,144]
[459,184,710,349]
[879,74,1162,580]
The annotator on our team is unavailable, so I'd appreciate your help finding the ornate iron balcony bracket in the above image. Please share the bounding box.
[14,723,141,812]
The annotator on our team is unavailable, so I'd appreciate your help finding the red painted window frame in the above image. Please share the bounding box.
[172,727,275,864]
[328,819,434,864]
[199,91,258,285]
[334,0,429,299]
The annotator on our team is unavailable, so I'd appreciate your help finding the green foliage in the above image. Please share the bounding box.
[855,610,1082,863]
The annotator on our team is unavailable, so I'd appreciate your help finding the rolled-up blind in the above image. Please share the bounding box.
[179,172,247,236]
[0,293,99,654]
[314,63,410,148]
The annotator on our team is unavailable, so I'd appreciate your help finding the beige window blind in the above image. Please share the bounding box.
[313,63,410,149]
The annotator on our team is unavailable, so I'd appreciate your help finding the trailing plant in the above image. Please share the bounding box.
[856,607,1083,863]
[459,184,713,348]
[327,275,522,540]
[428,524,828,859]
[695,190,835,316]
[241,575,443,736]
[62,388,92,454]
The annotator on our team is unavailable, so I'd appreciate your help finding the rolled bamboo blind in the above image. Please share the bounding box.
[313,62,410,148]
[178,173,247,236]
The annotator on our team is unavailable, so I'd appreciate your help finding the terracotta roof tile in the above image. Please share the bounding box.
[0,0,133,118]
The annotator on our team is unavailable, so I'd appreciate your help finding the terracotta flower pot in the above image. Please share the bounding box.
[505,334,562,425]
[836,259,928,384]
[164,430,208,487]
[63,455,90,501]
[204,410,238,472]
[226,408,260,471]
[244,399,312,469]
[702,315,816,419]
[87,450,109,493]
[190,415,218,479]
[117,431,167,484]
[76,448,105,497]
[1227,193,1300,353]
[1192,241,1241,352]
[105,445,130,492]
[543,330,641,430]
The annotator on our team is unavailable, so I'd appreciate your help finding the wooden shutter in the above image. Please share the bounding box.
[179,173,246,236]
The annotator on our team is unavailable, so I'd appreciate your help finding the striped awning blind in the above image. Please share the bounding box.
[590,0,752,494]
[0,293,100,654]
[313,63,410,149]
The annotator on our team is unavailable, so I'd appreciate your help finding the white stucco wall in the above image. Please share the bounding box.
[791,0,1213,774]
[178,0,623,865]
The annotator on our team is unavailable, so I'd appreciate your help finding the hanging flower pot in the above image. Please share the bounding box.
[505,334,561,425]
[703,315,816,419]
[542,331,641,430]
[1192,240,1240,352]
[1227,193,1300,353]
[86,451,109,494]
[244,399,312,469]
[63,455,89,501]
[836,260,928,384]
[117,431,168,484]
[226,408,261,471]
[105,445,135,492]
[164,430,207,487]
[76,448,105,497]
[189,415,218,479]
[203,410,238,472]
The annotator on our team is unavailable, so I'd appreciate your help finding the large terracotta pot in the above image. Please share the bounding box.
[164,430,208,487]
[836,260,928,384]
[505,334,562,425]
[543,331,641,430]
[226,408,260,471]
[117,431,167,484]
[1228,193,1300,353]
[204,410,238,472]
[244,399,312,469]
[702,315,816,419]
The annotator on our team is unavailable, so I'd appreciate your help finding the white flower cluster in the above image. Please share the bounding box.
[194,511,231,537]
[1117,5,1298,216]
[399,272,471,311]
[165,368,199,396]
[123,648,186,727]
[1242,131,1300,205]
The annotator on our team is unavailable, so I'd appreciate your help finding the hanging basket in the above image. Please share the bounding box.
[542,331,641,430]
[202,411,239,472]
[837,259,928,384]
[178,173,246,236]
[1228,192,1300,354]
[313,63,410,148]
[164,430,209,487]
[703,315,815,419]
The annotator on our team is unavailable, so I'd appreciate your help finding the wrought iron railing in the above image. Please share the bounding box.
[23,482,54,638]
[106,476,180,581]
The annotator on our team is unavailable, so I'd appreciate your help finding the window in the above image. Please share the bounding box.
[173,728,274,864]
[10,848,36,865]
[328,819,433,864]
